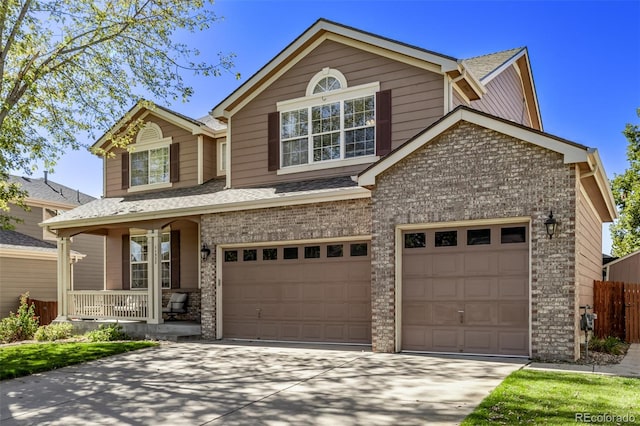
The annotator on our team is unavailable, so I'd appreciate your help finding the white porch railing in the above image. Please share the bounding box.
[68,291,148,321]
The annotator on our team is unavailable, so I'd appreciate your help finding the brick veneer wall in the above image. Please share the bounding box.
[371,122,579,360]
[200,199,372,339]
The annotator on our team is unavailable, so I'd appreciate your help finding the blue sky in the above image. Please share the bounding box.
[32,0,640,254]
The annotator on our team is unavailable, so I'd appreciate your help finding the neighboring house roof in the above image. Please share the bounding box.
[604,249,640,268]
[92,100,226,151]
[358,106,617,222]
[0,229,84,260]
[211,18,483,119]
[42,176,369,230]
[9,174,96,207]
[603,253,618,266]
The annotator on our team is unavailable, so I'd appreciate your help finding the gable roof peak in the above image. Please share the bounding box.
[462,47,526,82]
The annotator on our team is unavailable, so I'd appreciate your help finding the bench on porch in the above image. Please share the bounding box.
[162,292,188,320]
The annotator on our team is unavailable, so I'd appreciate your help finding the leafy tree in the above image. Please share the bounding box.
[0,0,236,228]
[610,108,640,257]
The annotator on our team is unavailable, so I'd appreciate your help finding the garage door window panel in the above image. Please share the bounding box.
[350,243,368,257]
[501,226,526,244]
[243,249,257,261]
[467,229,491,245]
[327,244,344,258]
[225,250,238,262]
[283,247,298,259]
[435,231,457,247]
[263,248,278,260]
[304,246,320,259]
[404,232,426,249]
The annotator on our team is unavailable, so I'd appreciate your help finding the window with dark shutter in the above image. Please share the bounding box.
[121,152,130,189]
[122,234,130,290]
[170,143,180,183]
[268,112,280,171]
[170,230,180,289]
[376,89,392,156]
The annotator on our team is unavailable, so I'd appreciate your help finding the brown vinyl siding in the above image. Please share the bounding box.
[72,234,105,290]
[0,257,57,318]
[9,204,43,240]
[230,39,444,188]
[202,136,217,181]
[470,65,531,127]
[576,181,603,308]
[104,116,200,197]
[608,255,640,283]
[106,229,126,290]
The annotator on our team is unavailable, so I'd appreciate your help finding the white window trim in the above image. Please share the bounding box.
[129,231,171,290]
[276,154,379,175]
[217,139,227,176]
[278,81,380,111]
[305,67,348,96]
[127,136,173,192]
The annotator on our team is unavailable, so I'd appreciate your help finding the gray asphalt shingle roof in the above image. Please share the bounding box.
[44,176,362,226]
[0,229,56,250]
[9,174,96,206]
[463,47,525,82]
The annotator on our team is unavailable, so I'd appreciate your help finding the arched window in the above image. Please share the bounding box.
[305,68,348,96]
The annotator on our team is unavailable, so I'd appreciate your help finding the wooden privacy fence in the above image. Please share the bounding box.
[593,281,640,343]
[26,298,58,326]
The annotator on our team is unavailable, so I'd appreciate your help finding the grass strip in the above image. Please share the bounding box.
[462,369,640,425]
[0,341,158,380]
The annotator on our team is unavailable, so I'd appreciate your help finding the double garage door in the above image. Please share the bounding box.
[402,223,530,356]
[222,241,371,343]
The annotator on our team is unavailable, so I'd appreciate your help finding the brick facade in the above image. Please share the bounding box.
[370,122,579,360]
[162,289,201,322]
[199,199,372,339]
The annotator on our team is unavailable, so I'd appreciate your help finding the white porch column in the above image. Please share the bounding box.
[55,237,71,320]
[147,230,163,324]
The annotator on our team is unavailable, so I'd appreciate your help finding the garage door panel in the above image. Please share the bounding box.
[464,278,494,299]
[348,283,370,300]
[431,329,459,351]
[403,303,429,325]
[463,330,495,352]
[498,278,527,298]
[431,254,462,276]
[348,325,370,341]
[432,278,460,299]
[431,303,460,325]
[464,252,497,275]
[349,303,370,321]
[465,302,496,325]
[324,284,346,300]
[402,224,529,356]
[281,284,301,301]
[498,302,528,326]
[301,284,324,300]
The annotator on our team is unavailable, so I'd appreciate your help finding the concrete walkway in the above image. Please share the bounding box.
[527,343,640,378]
[0,342,526,425]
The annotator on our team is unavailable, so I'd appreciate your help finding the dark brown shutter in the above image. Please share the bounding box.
[376,89,392,156]
[170,230,180,289]
[267,112,280,171]
[122,234,130,290]
[121,152,130,189]
[170,143,180,183]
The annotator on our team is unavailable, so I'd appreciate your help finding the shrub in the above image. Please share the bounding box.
[34,323,74,341]
[589,336,626,355]
[85,323,129,342]
[0,293,39,343]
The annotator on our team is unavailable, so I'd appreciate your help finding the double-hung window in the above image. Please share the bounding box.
[131,147,169,186]
[277,68,380,171]
[130,233,171,289]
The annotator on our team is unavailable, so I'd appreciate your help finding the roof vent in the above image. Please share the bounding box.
[44,170,48,184]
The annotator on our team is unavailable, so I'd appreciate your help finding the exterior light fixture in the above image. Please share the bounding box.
[544,211,557,239]
[200,243,211,261]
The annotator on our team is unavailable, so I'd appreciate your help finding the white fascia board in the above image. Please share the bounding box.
[358,108,589,187]
[212,20,458,118]
[44,187,372,231]
[587,149,618,221]
[0,247,85,261]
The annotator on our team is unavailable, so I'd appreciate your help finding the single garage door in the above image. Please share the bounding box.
[222,241,371,343]
[402,224,529,356]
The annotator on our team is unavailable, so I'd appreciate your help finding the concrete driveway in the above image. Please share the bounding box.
[1,341,526,425]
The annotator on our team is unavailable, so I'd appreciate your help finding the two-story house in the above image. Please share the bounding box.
[43,19,616,361]
[1,174,104,320]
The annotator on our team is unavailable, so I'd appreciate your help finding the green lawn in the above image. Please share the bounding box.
[463,369,640,425]
[0,341,158,380]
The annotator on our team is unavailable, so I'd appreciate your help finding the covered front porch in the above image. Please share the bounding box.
[52,216,202,326]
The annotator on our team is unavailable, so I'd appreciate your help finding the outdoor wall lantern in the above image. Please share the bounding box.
[544,210,557,239]
[200,243,211,261]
